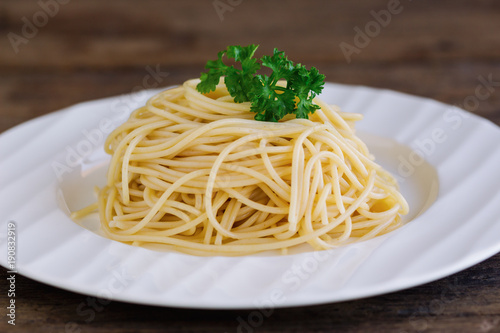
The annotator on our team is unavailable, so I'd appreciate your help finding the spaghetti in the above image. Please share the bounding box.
[72,79,408,256]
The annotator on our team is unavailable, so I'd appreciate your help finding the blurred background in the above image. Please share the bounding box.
[1,0,499,133]
[1,0,500,332]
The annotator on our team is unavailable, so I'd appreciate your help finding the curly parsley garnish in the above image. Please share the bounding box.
[196,44,325,122]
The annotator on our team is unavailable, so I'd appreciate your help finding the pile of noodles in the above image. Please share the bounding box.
[73,79,408,256]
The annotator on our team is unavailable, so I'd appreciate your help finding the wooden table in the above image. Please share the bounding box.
[1,1,499,332]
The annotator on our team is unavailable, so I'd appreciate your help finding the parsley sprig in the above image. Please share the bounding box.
[196,44,325,122]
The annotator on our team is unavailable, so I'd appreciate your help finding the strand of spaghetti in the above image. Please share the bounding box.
[104,113,167,154]
[100,170,377,254]
[330,164,345,215]
[308,131,372,178]
[259,138,292,192]
[204,129,298,238]
[289,125,325,230]
[183,79,253,114]
[128,119,297,161]
[374,177,409,214]
[357,215,397,241]
[135,165,292,196]
[313,98,353,133]
[70,202,98,220]
[106,119,171,186]
[299,150,360,222]
[302,156,325,249]
[315,183,333,224]
[133,160,292,196]
[115,169,210,235]
[223,188,288,215]
[147,95,197,124]
[121,133,146,204]
[214,198,243,245]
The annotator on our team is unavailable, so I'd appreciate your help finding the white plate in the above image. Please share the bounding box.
[1,83,500,309]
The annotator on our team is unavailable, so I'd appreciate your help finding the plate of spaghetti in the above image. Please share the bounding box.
[1,46,500,309]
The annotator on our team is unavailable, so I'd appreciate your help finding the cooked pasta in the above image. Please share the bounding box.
[72,79,408,256]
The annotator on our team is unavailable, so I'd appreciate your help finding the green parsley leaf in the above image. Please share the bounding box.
[197,45,260,102]
[197,44,325,122]
[250,75,296,122]
[260,48,294,83]
[196,50,230,94]
[289,65,325,118]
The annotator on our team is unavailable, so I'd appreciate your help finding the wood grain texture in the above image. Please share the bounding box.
[1,0,499,332]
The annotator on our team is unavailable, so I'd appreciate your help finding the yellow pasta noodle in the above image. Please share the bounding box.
[72,79,408,256]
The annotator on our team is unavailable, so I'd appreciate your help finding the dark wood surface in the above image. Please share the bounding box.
[1,0,500,332]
